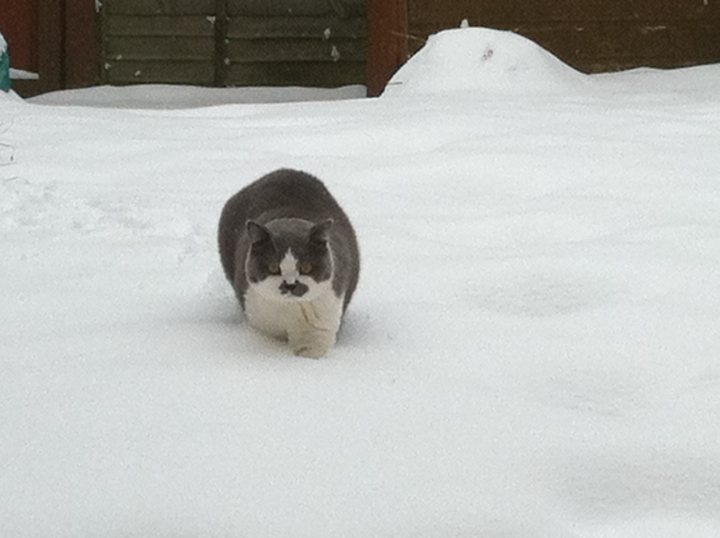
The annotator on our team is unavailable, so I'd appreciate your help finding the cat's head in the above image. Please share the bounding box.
[244,218,334,302]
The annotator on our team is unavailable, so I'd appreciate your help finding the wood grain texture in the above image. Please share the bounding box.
[105,0,215,16]
[228,0,366,17]
[101,0,367,87]
[408,0,720,27]
[104,60,215,84]
[227,38,365,63]
[105,36,215,61]
[65,0,100,88]
[37,0,63,92]
[406,0,720,73]
[366,0,407,95]
[228,15,367,39]
[105,16,216,37]
[226,60,365,86]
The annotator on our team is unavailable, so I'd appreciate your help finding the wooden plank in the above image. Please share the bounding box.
[574,22,675,61]
[105,15,216,37]
[676,20,720,61]
[103,60,215,84]
[227,15,367,39]
[100,0,110,84]
[512,21,674,61]
[65,0,100,88]
[518,21,718,72]
[225,60,365,86]
[366,0,407,96]
[105,36,216,61]
[228,0,366,18]
[0,0,38,71]
[11,79,44,98]
[214,0,229,86]
[105,0,215,16]
[408,0,720,28]
[227,38,366,62]
[37,0,63,93]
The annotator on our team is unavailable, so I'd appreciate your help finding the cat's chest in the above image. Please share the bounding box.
[243,285,343,339]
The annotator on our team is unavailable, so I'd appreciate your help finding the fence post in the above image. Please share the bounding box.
[214,0,229,87]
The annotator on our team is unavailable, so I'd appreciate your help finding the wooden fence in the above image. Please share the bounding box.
[406,0,720,73]
[101,0,367,87]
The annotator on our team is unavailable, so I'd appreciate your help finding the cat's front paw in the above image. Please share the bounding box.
[292,343,330,359]
[290,332,335,359]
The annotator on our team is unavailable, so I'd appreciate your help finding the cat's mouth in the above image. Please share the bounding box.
[279,281,309,298]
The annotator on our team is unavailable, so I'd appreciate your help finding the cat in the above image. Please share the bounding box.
[218,168,360,358]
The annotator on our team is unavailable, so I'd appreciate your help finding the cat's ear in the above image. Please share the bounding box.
[246,220,270,244]
[310,218,333,244]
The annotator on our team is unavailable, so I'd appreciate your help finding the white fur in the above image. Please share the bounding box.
[279,249,299,282]
[244,249,344,358]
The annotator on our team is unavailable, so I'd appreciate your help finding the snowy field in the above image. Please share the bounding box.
[2,28,720,537]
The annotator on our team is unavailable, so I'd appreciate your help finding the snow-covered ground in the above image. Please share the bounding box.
[9,68,39,81]
[29,84,367,108]
[2,28,720,537]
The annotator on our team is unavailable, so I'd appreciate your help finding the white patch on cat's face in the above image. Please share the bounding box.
[280,250,299,283]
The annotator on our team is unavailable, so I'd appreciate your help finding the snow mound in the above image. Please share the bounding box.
[0,89,22,104]
[384,27,587,97]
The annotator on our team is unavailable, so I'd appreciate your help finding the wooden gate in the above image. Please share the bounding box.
[100,0,368,88]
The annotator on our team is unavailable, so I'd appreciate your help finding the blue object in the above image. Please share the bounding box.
[0,41,10,92]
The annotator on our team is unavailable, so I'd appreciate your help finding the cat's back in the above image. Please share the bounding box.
[228,168,337,218]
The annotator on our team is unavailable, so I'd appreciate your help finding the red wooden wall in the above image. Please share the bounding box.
[1,0,98,96]
[407,0,720,73]
[0,0,39,71]
[366,0,720,95]
[366,0,407,96]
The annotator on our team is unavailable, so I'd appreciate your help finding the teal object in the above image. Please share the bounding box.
[0,47,9,92]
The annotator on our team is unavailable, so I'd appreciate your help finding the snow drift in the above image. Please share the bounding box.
[384,27,587,97]
[30,83,367,109]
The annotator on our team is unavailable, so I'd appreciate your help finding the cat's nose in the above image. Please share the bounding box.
[281,281,298,292]
[280,280,308,297]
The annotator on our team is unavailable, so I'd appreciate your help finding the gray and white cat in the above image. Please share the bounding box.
[218,168,360,358]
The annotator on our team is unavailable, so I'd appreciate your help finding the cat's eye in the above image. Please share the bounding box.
[268,262,280,274]
[299,262,313,275]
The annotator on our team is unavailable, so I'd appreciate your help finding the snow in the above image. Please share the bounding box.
[0,88,22,104]
[9,68,39,81]
[29,83,367,109]
[2,27,720,537]
[384,27,587,96]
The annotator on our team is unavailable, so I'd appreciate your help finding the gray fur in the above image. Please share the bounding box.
[218,168,360,312]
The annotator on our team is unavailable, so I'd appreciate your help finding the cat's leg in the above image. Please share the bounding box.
[289,327,337,358]
[289,298,342,358]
